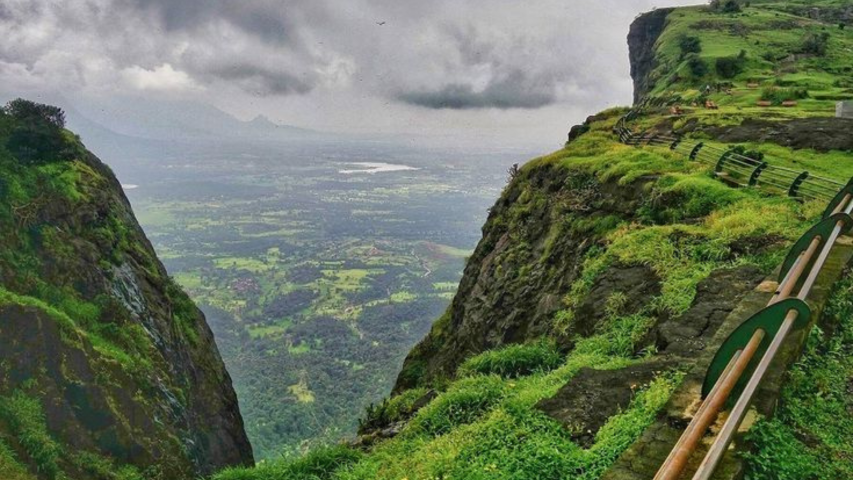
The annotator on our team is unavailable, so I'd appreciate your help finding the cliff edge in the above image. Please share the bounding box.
[0,100,253,480]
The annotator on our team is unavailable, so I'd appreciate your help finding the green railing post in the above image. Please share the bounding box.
[715,149,734,173]
[789,172,809,198]
[748,162,769,186]
[689,143,704,161]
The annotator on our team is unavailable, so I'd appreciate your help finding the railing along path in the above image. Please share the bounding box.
[615,100,853,479]
[614,100,843,201]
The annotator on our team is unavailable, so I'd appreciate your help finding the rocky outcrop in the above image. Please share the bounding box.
[703,117,853,152]
[394,162,658,391]
[571,264,661,338]
[0,127,253,478]
[536,361,677,448]
[650,266,766,357]
[568,110,628,145]
[628,8,673,104]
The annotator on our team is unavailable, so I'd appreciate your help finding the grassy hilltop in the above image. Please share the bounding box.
[213,1,853,479]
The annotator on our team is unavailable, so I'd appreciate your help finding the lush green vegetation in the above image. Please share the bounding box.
[1,99,74,165]
[0,99,228,478]
[215,445,362,480]
[640,0,853,128]
[0,100,163,377]
[215,352,680,480]
[458,341,563,379]
[358,387,431,433]
[0,438,36,480]
[68,452,145,480]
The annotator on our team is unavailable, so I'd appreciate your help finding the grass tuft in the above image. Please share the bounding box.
[213,445,362,480]
[0,392,62,479]
[458,341,563,379]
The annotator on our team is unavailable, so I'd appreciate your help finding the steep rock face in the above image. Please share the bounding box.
[394,161,657,391]
[628,8,673,104]
[0,107,252,479]
[702,117,853,152]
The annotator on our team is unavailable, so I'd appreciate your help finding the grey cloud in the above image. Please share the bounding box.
[398,70,556,110]
[446,24,497,67]
[0,0,703,138]
[200,63,314,96]
[118,0,338,95]
[127,0,322,46]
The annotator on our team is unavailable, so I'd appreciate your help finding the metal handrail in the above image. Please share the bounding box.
[654,193,853,480]
[689,195,853,479]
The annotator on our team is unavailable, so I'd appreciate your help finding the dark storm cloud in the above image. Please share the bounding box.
[127,0,309,45]
[398,70,556,110]
[393,22,565,110]
[112,0,336,95]
[200,63,314,96]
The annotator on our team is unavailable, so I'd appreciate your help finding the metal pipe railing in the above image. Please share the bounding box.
[653,190,852,480]
[690,196,853,479]
[652,337,762,480]
[757,177,796,192]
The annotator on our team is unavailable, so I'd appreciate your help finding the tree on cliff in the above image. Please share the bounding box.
[679,36,702,57]
[710,0,742,13]
[1,99,71,164]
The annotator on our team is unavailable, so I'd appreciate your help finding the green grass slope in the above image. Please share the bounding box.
[216,1,853,478]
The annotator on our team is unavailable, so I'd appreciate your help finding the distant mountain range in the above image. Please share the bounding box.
[1,92,323,146]
[69,95,320,141]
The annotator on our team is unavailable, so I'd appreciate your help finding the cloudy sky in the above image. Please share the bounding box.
[0,0,701,146]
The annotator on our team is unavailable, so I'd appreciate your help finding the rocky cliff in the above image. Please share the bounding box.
[0,100,253,480]
[374,1,853,478]
[628,8,673,105]
[394,130,659,390]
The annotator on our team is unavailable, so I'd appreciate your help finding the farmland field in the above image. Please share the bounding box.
[117,138,531,459]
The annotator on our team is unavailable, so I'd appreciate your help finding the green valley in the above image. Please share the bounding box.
[122,141,525,459]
